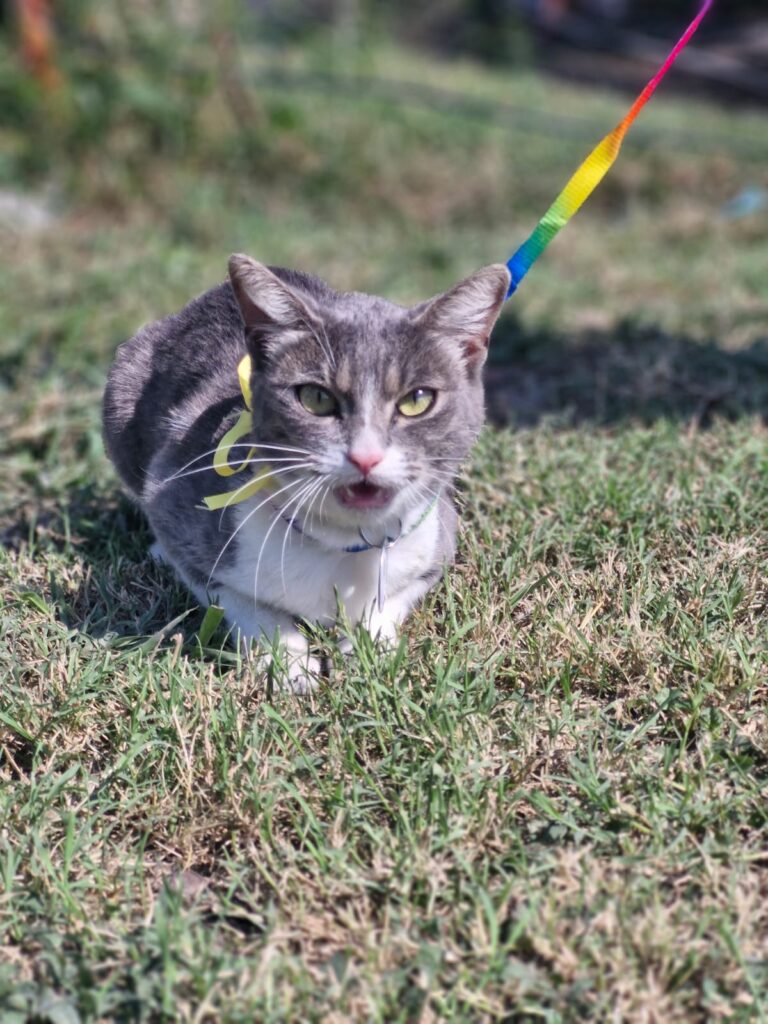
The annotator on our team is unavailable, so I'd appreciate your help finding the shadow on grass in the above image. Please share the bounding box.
[485,312,768,428]
[2,487,201,642]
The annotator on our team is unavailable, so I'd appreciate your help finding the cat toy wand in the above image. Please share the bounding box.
[504,0,714,299]
[203,1,715,516]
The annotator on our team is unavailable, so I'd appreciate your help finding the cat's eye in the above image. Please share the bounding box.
[397,388,436,418]
[297,384,339,417]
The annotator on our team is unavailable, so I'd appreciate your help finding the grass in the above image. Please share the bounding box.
[2,35,768,1022]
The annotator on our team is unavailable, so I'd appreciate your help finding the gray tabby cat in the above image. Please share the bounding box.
[103,254,510,689]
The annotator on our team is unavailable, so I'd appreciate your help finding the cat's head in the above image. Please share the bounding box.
[228,254,510,534]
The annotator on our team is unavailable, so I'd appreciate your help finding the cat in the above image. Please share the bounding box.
[103,254,510,689]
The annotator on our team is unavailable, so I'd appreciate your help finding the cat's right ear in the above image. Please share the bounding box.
[228,254,316,340]
[411,263,511,375]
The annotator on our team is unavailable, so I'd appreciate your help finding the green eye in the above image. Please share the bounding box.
[297,384,338,417]
[397,388,436,418]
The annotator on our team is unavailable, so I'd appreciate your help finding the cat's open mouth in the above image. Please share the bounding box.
[335,481,394,511]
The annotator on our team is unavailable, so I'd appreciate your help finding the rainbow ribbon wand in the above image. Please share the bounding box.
[506,0,714,298]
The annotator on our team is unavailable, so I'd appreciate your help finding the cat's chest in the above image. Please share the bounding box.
[215,504,437,622]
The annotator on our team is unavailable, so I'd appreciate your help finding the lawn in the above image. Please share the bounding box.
[1,36,768,1022]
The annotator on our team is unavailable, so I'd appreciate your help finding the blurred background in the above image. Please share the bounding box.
[1,0,767,441]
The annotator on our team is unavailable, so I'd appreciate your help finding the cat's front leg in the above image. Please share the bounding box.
[339,574,437,655]
[216,587,321,693]
[368,574,436,640]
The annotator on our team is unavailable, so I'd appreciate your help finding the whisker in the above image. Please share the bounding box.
[206,475,307,589]
[164,457,313,487]
[215,463,315,530]
[429,475,462,492]
[279,477,325,594]
[285,476,324,547]
[300,476,327,542]
[253,477,320,604]
[428,468,462,482]
[412,481,455,533]
[317,481,332,526]
[428,461,466,477]
[243,443,315,454]
[269,477,315,598]
[159,442,314,484]
[410,468,458,496]
[277,493,305,597]
[429,468,463,482]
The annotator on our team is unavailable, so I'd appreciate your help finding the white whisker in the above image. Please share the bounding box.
[317,481,332,526]
[215,463,315,530]
[428,468,461,482]
[279,477,325,594]
[245,443,314,455]
[253,477,320,604]
[206,475,307,589]
[159,442,314,484]
[164,456,313,487]
[300,475,327,542]
[411,481,454,534]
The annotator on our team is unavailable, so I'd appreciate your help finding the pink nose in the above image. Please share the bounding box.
[347,450,384,476]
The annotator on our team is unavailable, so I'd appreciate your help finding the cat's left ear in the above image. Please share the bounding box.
[412,264,510,371]
[228,253,318,336]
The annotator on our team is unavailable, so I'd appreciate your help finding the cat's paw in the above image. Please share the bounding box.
[337,635,355,657]
[241,638,322,694]
[364,615,399,648]
[278,652,323,694]
[337,618,398,658]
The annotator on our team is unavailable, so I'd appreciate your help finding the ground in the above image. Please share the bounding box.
[1,41,767,1023]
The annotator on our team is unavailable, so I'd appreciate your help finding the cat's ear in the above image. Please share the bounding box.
[413,264,510,370]
[228,254,316,335]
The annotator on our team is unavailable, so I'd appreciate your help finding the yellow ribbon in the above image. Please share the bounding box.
[202,355,273,510]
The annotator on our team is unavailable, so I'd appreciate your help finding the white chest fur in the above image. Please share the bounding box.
[214,498,440,626]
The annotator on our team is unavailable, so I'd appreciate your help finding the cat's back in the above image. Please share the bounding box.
[103,282,244,497]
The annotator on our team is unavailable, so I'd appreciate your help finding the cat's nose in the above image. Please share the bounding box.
[347,449,384,477]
